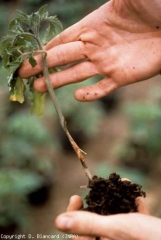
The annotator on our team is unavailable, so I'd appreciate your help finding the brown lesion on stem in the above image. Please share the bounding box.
[63,119,93,180]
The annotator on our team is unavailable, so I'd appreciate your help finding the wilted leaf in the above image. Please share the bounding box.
[0,35,14,56]
[30,90,46,116]
[9,76,25,104]
[0,5,62,116]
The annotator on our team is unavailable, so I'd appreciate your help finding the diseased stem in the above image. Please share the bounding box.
[33,37,92,181]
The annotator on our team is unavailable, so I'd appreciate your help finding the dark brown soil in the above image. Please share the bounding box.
[84,173,146,215]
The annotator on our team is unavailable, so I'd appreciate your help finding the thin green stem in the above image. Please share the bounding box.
[27,34,92,181]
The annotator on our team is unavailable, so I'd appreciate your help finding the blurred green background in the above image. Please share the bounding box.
[0,0,161,237]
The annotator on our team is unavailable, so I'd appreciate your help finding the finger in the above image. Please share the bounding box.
[34,61,97,92]
[45,21,83,50]
[74,77,117,101]
[19,41,87,78]
[135,197,149,215]
[55,211,161,239]
[121,178,130,182]
[121,178,149,214]
[67,195,83,212]
[67,198,111,240]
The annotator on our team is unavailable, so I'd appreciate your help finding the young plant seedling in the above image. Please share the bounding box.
[0,6,146,219]
[0,5,92,181]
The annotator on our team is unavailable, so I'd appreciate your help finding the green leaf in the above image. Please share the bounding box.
[29,55,37,67]
[8,75,25,104]
[30,90,46,116]
[43,23,57,45]
[0,5,63,116]
[9,19,24,33]
[16,10,32,28]
[38,4,48,16]
[47,16,63,31]
[1,51,11,69]
[0,35,14,56]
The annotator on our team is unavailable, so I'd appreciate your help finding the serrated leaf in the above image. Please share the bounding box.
[9,76,25,104]
[38,4,48,16]
[0,5,63,116]
[16,10,32,27]
[43,23,57,45]
[31,5,48,28]
[9,19,24,33]
[0,36,14,56]
[30,90,46,116]
[41,12,49,21]
[2,51,10,69]
[7,62,20,74]
[29,55,37,67]
[8,19,17,30]
[47,16,63,31]
[31,13,40,30]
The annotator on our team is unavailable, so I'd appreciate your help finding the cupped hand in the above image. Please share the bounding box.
[55,195,161,240]
[19,0,161,101]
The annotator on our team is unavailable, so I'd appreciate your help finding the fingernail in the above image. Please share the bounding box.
[69,196,74,204]
[57,216,73,230]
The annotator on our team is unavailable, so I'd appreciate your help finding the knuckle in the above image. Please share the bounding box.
[71,67,79,81]
[58,33,65,45]
[50,72,61,88]
[56,46,67,66]
[78,41,87,58]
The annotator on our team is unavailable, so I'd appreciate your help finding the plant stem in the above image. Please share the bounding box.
[32,35,92,181]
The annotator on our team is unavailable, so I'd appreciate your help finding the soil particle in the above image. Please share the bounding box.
[84,173,146,215]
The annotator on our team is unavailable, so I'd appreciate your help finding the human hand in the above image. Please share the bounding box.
[55,195,161,240]
[19,0,161,101]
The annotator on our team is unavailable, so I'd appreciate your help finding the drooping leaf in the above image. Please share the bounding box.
[1,51,11,69]
[30,90,46,116]
[9,19,24,33]
[8,75,25,104]
[0,35,14,56]
[16,10,32,28]
[0,5,62,116]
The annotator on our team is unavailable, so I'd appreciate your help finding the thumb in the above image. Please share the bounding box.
[55,211,161,240]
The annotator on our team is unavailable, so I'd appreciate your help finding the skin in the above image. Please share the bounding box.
[19,0,161,238]
[55,195,161,240]
[55,179,151,240]
[19,0,161,102]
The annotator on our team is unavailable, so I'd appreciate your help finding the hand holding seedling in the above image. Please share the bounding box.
[1,2,161,239]
[19,0,161,101]
[54,195,161,240]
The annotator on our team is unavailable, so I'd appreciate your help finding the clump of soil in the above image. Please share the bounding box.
[84,173,146,215]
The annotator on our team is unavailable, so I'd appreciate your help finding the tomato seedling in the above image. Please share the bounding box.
[0,5,92,181]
